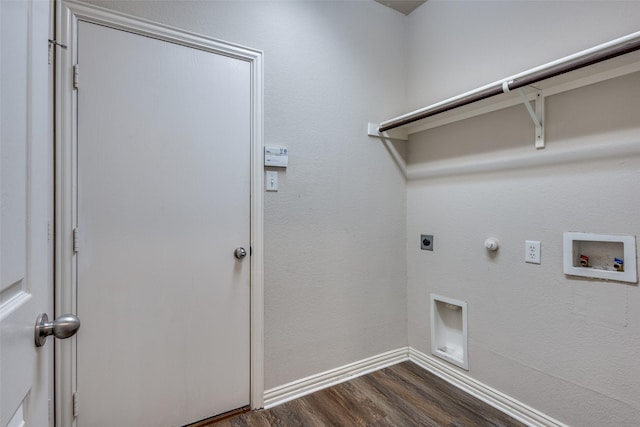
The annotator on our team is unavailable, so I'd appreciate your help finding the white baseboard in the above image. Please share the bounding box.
[263,346,566,427]
[408,348,568,427]
[263,347,408,408]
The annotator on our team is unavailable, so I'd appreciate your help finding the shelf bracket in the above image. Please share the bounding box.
[516,88,545,149]
[367,122,407,177]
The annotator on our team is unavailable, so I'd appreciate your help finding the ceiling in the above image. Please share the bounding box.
[374,0,427,15]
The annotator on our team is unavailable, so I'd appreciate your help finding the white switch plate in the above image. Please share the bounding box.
[266,171,278,191]
[525,240,541,264]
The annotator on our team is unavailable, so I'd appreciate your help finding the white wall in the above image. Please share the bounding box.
[407,2,640,425]
[74,1,640,424]
[407,0,640,110]
[83,0,409,390]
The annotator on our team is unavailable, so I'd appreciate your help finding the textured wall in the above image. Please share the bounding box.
[407,0,640,110]
[83,0,408,390]
[407,2,640,425]
[73,2,640,424]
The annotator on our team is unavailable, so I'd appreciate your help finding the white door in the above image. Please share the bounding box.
[0,1,53,427]
[74,21,251,426]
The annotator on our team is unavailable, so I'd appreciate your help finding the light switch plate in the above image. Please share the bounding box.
[266,171,278,191]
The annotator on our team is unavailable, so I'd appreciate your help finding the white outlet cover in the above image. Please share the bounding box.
[525,240,541,264]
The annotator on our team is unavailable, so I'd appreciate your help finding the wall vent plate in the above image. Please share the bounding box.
[421,234,433,251]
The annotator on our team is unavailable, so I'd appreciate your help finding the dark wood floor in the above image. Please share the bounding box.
[209,362,526,426]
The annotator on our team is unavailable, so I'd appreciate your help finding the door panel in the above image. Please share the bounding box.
[76,22,251,426]
[0,1,52,427]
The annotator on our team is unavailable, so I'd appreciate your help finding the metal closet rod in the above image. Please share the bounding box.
[378,32,640,133]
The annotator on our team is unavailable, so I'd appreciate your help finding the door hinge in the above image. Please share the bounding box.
[73,391,79,417]
[73,228,79,253]
[47,39,67,65]
[73,64,80,89]
[48,398,54,424]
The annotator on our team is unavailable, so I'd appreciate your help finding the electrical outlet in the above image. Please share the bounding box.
[421,234,434,251]
[525,240,541,264]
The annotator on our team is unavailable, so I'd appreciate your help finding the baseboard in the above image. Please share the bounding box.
[408,347,568,427]
[263,347,409,408]
[263,346,566,427]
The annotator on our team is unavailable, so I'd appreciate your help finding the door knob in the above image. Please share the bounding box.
[234,247,247,259]
[34,313,81,347]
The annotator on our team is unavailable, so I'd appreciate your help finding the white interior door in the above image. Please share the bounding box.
[0,1,53,427]
[74,21,251,426]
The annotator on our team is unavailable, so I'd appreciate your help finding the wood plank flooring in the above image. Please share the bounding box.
[209,362,526,426]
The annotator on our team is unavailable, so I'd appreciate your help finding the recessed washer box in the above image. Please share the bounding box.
[430,294,468,370]
[563,232,637,283]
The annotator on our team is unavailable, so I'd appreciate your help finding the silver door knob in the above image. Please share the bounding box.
[34,313,81,347]
[234,247,247,259]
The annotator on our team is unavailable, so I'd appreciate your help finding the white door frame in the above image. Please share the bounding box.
[54,2,264,425]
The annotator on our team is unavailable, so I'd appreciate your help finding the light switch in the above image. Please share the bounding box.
[266,171,278,191]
